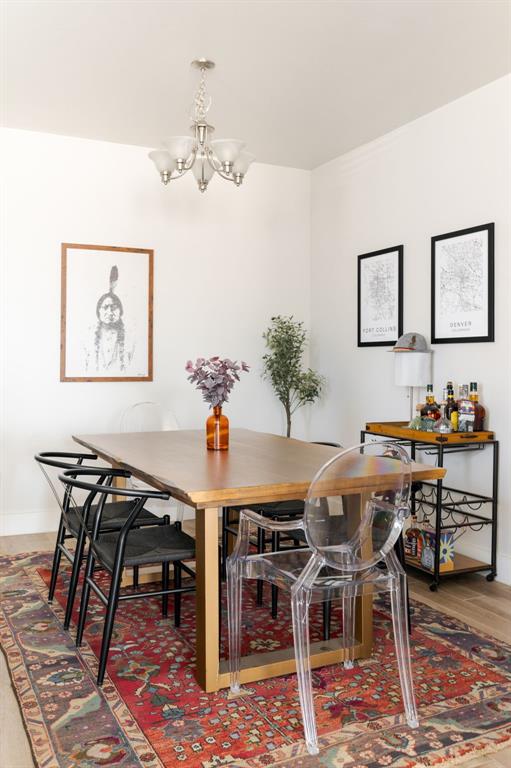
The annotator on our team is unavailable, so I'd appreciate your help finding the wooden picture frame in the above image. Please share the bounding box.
[357,245,403,347]
[60,243,153,382]
[431,223,494,344]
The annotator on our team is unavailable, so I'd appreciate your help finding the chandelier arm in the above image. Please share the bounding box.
[160,169,188,184]
[205,150,222,172]
[183,147,198,172]
[215,167,236,183]
[205,149,235,182]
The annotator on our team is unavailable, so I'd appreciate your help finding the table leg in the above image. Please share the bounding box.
[195,506,220,692]
[344,492,373,656]
[213,493,374,691]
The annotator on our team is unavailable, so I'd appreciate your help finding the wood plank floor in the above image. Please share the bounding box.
[1,531,510,768]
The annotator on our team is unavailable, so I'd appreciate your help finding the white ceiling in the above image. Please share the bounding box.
[2,1,510,169]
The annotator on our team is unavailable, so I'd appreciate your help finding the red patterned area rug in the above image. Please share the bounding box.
[1,551,510,768]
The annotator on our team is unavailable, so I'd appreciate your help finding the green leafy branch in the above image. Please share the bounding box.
[262,315,324,437]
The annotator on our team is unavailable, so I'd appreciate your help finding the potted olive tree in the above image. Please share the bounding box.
[262,315,324,437]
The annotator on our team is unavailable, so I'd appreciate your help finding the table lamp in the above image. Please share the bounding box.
[392,333,432,421]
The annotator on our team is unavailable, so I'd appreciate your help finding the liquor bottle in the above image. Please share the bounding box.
[434,405,453,433]
[470,382,485,431]
[458,382,485,432]
[458,384,469,406]
[408,404,423,430]
[444,386,459,431]
[420,384,441,430]
[405,516,421,560]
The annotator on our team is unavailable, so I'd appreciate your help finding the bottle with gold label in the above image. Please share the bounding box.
[444,386,458,431]
[420,384,441,430]
[470,382,485,431]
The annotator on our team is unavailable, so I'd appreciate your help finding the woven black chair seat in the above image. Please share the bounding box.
[95,525,196,570]
[66,501,161,536]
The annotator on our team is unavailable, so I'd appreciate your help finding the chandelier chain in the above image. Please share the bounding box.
[193,67,210,123]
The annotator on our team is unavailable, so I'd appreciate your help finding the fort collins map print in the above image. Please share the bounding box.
[432,224,494,343]
[358,246,402,346]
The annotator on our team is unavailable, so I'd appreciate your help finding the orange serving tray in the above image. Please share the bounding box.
[365,421,495,445]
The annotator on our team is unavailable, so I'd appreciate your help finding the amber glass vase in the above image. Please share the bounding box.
[206,406,229,450]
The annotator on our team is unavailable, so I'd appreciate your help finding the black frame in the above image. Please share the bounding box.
[361,428,498,592]
[431,223,495,344]
[357,245,403,347]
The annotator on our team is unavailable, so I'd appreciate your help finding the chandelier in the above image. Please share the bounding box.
[149,59,255,193]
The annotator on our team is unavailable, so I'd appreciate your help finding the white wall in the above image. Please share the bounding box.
[2,77,510,586]
[310,75,511,583]
[0,128,311,535]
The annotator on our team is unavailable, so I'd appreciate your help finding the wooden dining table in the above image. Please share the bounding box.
[73,428,445,692]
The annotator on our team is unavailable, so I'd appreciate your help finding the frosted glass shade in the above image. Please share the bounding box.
[148,150,175,173]
[192,155,214,182]
[232,151,255,176]
[163,135,195,160]
[394,352,432,387]
[210,138,245,164]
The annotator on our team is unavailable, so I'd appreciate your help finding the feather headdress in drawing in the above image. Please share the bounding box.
[109,265,119,293]
[96,265,124,320]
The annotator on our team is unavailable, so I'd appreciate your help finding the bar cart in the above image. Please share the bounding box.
[361,422,498,591]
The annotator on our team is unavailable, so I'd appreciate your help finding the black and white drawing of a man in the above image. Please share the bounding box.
[84,265,135,374]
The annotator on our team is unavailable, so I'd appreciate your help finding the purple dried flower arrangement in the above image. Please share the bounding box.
[186,357,250,408]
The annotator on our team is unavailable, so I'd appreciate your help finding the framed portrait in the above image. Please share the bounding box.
[357,245,403,347]
[60,243,153,382]
[431,223,494,344]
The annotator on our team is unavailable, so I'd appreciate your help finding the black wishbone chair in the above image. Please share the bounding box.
[35,452,170,630]
[59,468,196,686]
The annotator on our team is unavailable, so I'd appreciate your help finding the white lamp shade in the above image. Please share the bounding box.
[210,138,245,164]
[163,135,195,160]
[394,352,431,387]
[232,151,255,176]
[192,154,215,183]
[148,150,176,173]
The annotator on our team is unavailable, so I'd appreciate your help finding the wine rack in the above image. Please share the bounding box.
[361,422,498,591]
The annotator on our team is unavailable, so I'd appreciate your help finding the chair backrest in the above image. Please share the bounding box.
[119,401,179,432]
[58,467,170,559]
[34,452,99,531]
[304,441,411,572]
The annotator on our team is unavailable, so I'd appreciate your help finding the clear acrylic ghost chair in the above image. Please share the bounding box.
[227,441,417,756]
[120,401,185,524]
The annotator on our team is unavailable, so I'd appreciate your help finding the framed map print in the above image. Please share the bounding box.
[357,245,403,347]
[60,243,153,381]
[431,223,494,344]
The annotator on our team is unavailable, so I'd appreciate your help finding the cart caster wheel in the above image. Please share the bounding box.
[429,583,438,592]
[486,573,496,582]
